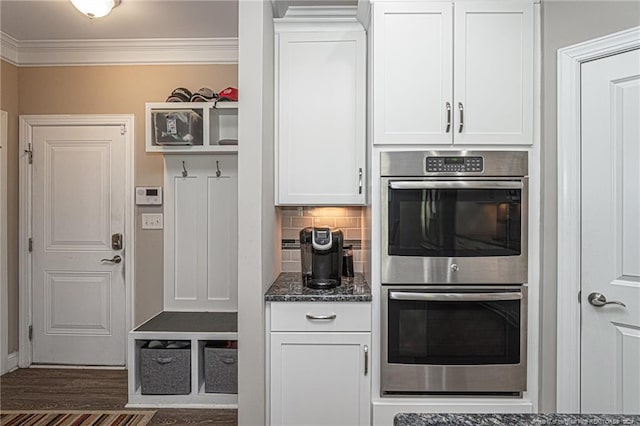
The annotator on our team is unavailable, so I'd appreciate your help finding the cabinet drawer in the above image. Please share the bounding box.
[270,302,371,332]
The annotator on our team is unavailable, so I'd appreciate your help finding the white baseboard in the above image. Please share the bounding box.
[7,351,18,372]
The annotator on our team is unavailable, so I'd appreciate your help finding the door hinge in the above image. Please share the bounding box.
[25,143,33,164]
[28,238,33,252]
[578,290,582,304]
[28,325,33,341]
[120,125,126,135]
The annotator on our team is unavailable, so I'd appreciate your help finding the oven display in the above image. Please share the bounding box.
[426,156,483,173]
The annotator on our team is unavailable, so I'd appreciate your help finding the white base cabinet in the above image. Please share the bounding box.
[268,302,371,426]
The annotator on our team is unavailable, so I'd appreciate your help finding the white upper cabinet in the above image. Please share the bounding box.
[453,2,533,144]
[372,1,534,145]
[275,25,366,205]
[373,2,453,144]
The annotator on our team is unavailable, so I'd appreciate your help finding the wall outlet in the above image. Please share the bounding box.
[142,213,163,230]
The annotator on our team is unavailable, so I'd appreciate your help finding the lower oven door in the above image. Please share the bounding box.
[382,286,527,394]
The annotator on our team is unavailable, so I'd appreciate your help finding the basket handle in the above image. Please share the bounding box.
[221,357,236,365]
[153,357,176,364]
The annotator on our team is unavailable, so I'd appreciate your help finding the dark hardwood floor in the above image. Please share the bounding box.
[0,368,237,425]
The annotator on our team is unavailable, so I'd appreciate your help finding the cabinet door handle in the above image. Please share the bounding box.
[445,102,451,133]
[364,345,368,376]
[458,102,464,133]
[305,313,337,320]
[358,168,363,195]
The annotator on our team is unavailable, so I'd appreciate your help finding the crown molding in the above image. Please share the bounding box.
[0,33,238,67]
[0,33,19,66]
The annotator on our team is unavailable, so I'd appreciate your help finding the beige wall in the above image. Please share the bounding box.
[1,60,20,353]
[8,64,237,338]
[539,1,640,412]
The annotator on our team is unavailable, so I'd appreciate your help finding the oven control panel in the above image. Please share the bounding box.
[426,156,484,173]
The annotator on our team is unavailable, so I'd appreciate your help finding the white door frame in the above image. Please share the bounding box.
[18,115,135,368]
[556,26,640,413]
[0,110,8,375]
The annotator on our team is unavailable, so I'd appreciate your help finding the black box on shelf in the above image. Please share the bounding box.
[140,341,191,395]
[204,343,237,394]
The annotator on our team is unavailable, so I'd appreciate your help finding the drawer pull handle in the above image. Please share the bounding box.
[305,313,337,321]
[221,357,236,365]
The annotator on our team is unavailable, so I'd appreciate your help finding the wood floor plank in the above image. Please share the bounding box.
[0,369,238,425]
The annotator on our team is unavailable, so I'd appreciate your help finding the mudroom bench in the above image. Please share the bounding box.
[127,311,238,408]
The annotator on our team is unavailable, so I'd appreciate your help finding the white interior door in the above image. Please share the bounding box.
[32,125,126,366]
[581,48,640,414]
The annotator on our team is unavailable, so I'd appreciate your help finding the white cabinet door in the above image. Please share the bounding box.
[276,31,366,205]
[453,2,533,145]
[270,332,371,426]
[164,155,238,311]
[372,2,453,145]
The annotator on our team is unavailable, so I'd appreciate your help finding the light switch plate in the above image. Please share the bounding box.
[142,213,163,229]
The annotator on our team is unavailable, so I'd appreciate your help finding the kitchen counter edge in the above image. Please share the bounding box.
[394,413,640,426]
[265,272,371,302]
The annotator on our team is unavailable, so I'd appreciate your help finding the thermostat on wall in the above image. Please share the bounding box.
[136,187,163,205]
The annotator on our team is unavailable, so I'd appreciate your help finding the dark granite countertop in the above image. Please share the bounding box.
[394,413,640,426]
[265,272,371,302]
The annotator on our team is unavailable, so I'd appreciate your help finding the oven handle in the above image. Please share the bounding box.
[389,181,523,190]
[389,291,522,302]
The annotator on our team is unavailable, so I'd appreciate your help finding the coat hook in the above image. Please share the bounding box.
[216,161,221,178]
[182,161,188,177]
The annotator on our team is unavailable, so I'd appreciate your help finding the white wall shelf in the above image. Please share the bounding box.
[146,102,238,154]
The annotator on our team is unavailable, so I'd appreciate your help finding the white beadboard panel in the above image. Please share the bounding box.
[173,176,200,302]
[164,155,238,311]
[206,161,238,310]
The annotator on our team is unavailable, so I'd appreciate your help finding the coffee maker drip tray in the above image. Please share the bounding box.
[305,278,340,289]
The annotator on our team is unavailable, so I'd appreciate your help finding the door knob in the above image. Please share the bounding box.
[101,255,122,264]
[587,292,626,308]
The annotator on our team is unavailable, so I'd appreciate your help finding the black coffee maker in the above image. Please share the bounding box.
[300,227,343,289]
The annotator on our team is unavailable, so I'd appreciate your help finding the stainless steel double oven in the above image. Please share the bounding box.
[380,151,528,395]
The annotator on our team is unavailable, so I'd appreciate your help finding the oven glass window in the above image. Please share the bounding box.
[388,186,522,257]
[388,296,521,365]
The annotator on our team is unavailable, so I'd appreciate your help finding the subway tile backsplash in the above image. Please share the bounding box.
[280,206,363,274]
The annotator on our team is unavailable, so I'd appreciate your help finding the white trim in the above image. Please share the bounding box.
[7,351,18,372]
[556,26,640,414]
[0,111,8,376]
[1,32,238,66]
[0,32,19,65]
[18,114,135,368]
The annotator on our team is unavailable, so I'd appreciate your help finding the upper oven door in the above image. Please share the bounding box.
[381,178,528,284]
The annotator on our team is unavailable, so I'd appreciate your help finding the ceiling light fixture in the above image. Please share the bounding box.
[70,0,121,19]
